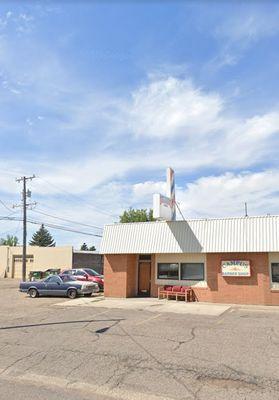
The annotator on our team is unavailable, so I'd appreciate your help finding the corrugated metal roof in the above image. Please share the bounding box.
[100,215,279,254]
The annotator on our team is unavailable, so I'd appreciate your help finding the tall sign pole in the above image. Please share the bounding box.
[15,175,35,281]
[166,167,176,221]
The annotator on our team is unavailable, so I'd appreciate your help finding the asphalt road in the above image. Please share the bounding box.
[0,279,279,400]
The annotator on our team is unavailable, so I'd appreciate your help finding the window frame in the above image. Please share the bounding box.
[157,262,179,280]
[156,261,206,283]
[180,262,205,281]
[271,263,279,283]
[48,275,62,284]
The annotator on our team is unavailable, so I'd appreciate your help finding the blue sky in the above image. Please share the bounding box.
[1,1,279,248]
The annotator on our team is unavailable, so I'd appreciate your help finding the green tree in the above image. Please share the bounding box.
[29,224,56,247]
[119,208,154,223]
[0,235,19,246]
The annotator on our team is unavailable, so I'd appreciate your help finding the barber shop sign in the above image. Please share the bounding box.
[221,260,251,277]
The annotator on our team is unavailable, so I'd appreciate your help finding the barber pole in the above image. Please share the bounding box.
[166,167,176,221]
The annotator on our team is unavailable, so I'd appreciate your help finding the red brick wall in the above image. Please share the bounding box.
[193,253,279,305]
[104,254,137,298]
[105,253,279,305]
[126,254,138,297]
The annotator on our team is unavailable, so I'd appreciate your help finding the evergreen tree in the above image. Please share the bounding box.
[119,208,154,223]
[29,224,56,247]
[80,243,88,250]
[0,235,19,246]
[80,243,96,251]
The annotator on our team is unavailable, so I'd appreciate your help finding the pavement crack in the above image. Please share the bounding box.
[0,350,38,375]
[66,360,86,379]
[173,327,197,351]
[23,352,48,372]
[119,325,199,400]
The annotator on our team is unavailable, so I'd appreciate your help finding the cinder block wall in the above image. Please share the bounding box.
[72,252,104,274]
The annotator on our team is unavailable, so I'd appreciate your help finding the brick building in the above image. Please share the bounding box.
[100,216,279,305]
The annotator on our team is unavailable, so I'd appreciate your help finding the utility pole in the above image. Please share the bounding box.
[15,175,36,281]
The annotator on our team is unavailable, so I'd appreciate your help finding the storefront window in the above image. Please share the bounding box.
[181,263,204,281]
[157,263,179,279]
[271,263,279,283]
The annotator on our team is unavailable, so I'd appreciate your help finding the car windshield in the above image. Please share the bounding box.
[84,269,100,276]
[60,275,76,282]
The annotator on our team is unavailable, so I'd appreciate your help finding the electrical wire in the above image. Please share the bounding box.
[30,208,103,230]
[0,219,21,238]
[0,209,20,219]
[0,199,14,212]
[0,215,102,237]
[27,220,102,237]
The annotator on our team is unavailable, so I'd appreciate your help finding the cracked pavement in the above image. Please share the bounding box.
[0,279,279,400]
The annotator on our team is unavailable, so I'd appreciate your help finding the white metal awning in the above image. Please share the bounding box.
[100,215,279,254]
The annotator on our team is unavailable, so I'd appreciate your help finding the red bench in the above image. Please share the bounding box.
[158,285,194,302]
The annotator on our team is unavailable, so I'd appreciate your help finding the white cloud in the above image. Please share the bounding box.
[0,9,278,247]
[216,12,279,44]
[127,77,223,138]
[207,7,279,71]
[0,10,34,34]
[2,167,279,249]
[0,68,278,200]
[242,112,279,140]
[132,181,166,201]
[177,170,279,218]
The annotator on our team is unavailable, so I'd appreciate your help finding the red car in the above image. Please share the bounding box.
[61,268,104,290]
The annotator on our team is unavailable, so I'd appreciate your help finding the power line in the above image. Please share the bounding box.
[0,216,20,221]
[37,176,118,219]
[30,208,103,230]
[0,209,20,220]
[27,219,102,237]
[0,215,102,237]
[0,219,21,238]
[0,199,13,212]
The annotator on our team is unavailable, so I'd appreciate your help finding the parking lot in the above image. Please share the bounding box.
[0,279,279,400]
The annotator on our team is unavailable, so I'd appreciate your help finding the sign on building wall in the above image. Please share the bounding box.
[221,260,251,277]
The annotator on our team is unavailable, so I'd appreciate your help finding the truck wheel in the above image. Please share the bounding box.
[28,288,38,298]
[67,289,77,299]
